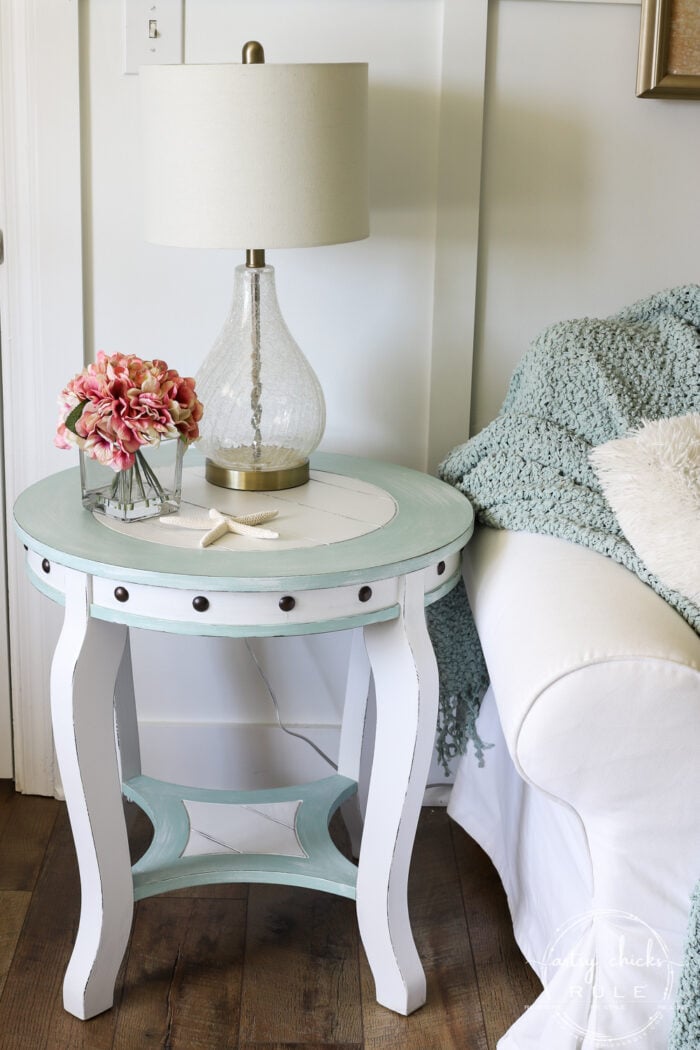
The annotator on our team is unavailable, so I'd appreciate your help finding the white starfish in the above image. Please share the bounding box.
[159,507,280,548]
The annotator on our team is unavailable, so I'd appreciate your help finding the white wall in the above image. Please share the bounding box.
[80,0,455,789]
[5,0,700,794]
[472,0,700,432]
[83,0,445,468]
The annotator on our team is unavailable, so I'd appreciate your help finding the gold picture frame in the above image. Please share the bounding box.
[637,0,700,98]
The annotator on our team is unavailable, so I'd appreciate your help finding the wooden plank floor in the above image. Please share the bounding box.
[0,781,541,1050]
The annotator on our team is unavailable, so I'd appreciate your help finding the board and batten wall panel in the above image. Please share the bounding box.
[5,0,477,796]
[7,0,699,795]
[472,0,700,433]
[81,0,461,791]
[84,0,446,470]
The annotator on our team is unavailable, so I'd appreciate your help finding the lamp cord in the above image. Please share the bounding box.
[243,640,450,793]
[244,639,338,771]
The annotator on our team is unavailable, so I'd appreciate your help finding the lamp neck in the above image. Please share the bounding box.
[246,248,266,268]
[243,41,266,271]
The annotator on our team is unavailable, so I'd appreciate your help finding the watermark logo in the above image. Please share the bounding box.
[540,909,675,1046]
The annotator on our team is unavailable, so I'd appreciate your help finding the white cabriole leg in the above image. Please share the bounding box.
[337,627,371,857]
[357,570,437,1015]
[113,629,141,782]
[50,569,134,1020]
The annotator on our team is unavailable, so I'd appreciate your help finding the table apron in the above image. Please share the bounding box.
[26,549,461,637]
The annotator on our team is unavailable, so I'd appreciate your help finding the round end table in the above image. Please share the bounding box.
[14,452,473,1021]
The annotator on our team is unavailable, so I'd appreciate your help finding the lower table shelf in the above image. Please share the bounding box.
[123,773,360,901]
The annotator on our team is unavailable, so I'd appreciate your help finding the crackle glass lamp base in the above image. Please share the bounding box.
[195,264,325,492]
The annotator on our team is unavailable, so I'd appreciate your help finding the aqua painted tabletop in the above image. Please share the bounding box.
[14,452,473,592]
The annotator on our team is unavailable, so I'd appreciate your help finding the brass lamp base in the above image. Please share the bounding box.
[205,459,310,491]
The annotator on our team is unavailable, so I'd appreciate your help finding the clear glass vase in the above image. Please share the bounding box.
[195,264,326,490]
[80,439,185,521]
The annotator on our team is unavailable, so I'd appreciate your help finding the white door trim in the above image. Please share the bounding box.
[0,0,84,795]
[0,3,13,778]
[0,145,11,776]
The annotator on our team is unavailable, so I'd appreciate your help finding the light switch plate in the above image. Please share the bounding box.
[123,0,183,75]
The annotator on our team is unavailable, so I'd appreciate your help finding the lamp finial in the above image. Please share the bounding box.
[242,40,265,64]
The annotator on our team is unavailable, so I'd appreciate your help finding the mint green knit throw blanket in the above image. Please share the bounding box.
[429,283,700,766]
[426,285,700,1049]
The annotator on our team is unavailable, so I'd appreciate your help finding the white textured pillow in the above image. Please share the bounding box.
[589,414,700,603]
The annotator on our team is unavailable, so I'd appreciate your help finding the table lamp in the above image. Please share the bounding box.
[140,43,369,490]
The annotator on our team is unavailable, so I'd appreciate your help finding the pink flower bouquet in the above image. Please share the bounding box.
[56,351,203,469]
[56,352,204,521]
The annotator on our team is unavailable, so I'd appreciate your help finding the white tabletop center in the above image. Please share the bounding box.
[95,465,398,553]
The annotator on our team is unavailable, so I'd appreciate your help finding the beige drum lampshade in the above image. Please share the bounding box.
[140,61,369,250]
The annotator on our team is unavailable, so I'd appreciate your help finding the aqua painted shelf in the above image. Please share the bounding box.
[124,774,359,901]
